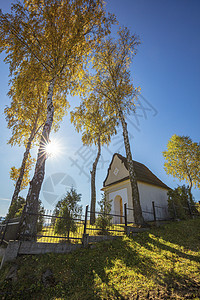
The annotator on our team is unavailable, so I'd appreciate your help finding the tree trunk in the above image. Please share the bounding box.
[188,180,193,203]
[7,107,40,219]
[20,78,55,240]
[188,180,193,217]
[118,108,144,225]
[90,135,101,225]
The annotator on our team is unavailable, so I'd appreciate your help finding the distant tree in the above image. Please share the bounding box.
[71,97,117,225]
[0,0,115,238]
[86,27,144,225]
[54,188,82,242]
[163,134,200,203]
[96,193,112,235]
[168,185,197,220]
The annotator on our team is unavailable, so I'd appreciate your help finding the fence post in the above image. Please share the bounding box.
[124,203,128,234]
[124,203,127,227]
[152,201,156,222]
[83,205,89,235]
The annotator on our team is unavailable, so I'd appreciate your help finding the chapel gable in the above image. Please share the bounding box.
[104,153,129,187]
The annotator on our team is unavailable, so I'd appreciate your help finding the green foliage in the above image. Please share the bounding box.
[1,218,200,299]
[96,193,113,235]
[54,187,82,241]
[5,196,44,231]
[6,196,26,220]
[168,185,197,219]
[163,134,200,189]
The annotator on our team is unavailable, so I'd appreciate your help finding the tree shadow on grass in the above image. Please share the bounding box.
[72,231,200,299]
[1,219,200,299]
[138,232,200,263]
[153,218,200,252]
[133,224,200,299]
[22,234,198,299]
[58,238,166,299]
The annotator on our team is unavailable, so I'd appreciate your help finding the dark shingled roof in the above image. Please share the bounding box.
[103,153,169,190]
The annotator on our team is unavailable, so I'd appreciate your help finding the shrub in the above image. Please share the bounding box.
[53,187,82,241]
[96,193,112,235]
[168,185,197,219]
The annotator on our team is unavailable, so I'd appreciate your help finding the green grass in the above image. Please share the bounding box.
[0,218,200,299]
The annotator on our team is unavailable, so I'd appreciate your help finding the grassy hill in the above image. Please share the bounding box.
[0,218,200,299]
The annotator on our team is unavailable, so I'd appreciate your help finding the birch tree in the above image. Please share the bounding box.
[5,65,68,217]
[163,134,200,202]
[0,0,115,238]
[71,95,117,224]
[87,28,145,225]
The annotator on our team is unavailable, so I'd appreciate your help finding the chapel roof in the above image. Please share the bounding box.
[103,153,169,190]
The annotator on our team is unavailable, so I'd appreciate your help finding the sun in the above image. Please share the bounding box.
[45,139,61,158]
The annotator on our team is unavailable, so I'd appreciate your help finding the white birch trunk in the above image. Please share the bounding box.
[118,108,144,225]
[90,136,101,225]
[20,78,55,239]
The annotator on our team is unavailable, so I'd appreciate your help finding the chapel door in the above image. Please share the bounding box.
[114,195,123,224]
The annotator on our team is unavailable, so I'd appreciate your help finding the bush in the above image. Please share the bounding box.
[53,187,82,241]
[168,185,197,219]
[96,193,112,235]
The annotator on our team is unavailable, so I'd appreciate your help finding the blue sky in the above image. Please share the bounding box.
[0,0,200,216]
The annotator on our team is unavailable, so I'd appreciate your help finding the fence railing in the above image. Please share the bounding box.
[19,202,173,243]
[19,207,126,243]
[20,211,85,244]
[84,205,126,237]
[2,201,200,245]
[126,201,170,223]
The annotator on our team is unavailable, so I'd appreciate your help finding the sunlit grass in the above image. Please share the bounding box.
[37,222,126,243]
[0,218,200,299]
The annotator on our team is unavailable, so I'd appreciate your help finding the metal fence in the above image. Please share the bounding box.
[126,201,200,224]
[19,207,126,243]
[125,201,170,224]
[20,211,85,244]
[84,205,125,237]
[2,201,200,245]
